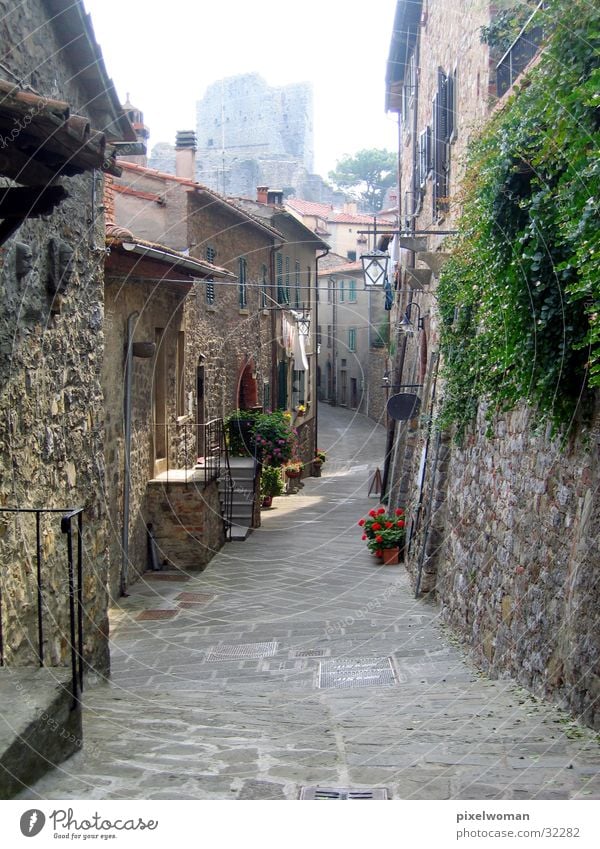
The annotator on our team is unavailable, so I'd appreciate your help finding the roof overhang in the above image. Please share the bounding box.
[385,0,423,112]
[42,0,135,142]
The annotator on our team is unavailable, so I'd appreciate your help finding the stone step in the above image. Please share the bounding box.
[0,668,81,798]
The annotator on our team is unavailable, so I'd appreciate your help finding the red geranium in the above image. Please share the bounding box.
[395,508,404,516]
[369,509,377,517]
[358,519,365,526]
[361,534,367,541]
[397,520,405,528]
[385,521,393,528]
[371,522,382,531]
[377,507,385,515]
[375,535,383,543]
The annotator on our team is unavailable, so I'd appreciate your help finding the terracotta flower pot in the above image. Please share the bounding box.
[261,496,273,508]
[285,470,301,478]
[382,547,400,565]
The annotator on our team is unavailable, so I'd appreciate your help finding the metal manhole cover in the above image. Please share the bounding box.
[294,649,325,658]
[318,657,397,689]
[136,609,179,621]
[205,642,278,661]
[144,573,190,581]
[175,592,215,603]
[300,787,388,800]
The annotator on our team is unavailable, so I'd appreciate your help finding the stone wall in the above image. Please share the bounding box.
[430,401,600,728]
[0,0,112,674]
[145,478,224,571]
[185,196,275,421]
[103,277,188,598]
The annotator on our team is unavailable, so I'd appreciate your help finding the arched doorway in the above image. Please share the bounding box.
[237,359,258,410]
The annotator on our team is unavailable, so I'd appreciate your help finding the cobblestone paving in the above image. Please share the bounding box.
[20,406,600,800]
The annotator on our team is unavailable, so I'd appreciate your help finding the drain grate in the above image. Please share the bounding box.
[300,787,388,800]
[175,592,215,603]
[136,609,179,621]
[143,573,190,581]
[205,641,278,661]
[294,649,325,658]
[318,657,397,689]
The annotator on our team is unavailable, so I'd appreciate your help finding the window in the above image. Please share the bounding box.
[347,250,356,262]
[418,126,432,188]
[348,327,356,352]
[261,263,268,309]
[205,246,216,305]
[276,252,285,303]
[294,260,301,308]
[238,257,247,308]
[327,279,335,304]
[292,369,305,410]
[348,278,357,302]
[433,68,451,219]
[205,277,215,306]
[176,331,186,417]
[327,325,332,348]
[339,279,345,302]
[317,325,322,345]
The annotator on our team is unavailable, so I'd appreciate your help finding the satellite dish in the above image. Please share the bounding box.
[386,393,421,421]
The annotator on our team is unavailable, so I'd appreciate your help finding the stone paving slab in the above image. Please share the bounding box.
[17,404,600,801]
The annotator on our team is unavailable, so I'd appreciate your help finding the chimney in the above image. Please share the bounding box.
[256,186,269,204]
[175,130,197,180]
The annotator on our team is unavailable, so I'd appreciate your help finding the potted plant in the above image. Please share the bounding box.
[284,459,303,478]
[312,448,326,476]
[253,410,297,467]
[358,507,406,565]
[295,403,306,416]
[260,466,283,507]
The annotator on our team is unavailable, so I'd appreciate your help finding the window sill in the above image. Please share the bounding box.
[206,305,217,312]
[239,308,249,315]
[176,414,192,426]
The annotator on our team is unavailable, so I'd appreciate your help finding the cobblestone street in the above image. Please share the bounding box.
[20,405,600,800]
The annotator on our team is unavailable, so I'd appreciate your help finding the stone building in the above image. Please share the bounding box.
[0,0,134,677]
[234,189,330,469]
[384,0,599,727]
[195,73,314,199]
[317,254,389,423]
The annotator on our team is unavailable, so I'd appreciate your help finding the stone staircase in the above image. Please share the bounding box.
[219,457,256,541]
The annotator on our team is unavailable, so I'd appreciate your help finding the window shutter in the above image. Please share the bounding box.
[278,361,287,409]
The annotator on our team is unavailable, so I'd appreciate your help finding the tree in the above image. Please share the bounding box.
[328,149,397,213]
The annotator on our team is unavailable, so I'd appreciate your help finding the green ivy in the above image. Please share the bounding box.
[438,0,599,439]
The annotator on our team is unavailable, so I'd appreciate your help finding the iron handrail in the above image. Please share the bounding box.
[0,507,84,709]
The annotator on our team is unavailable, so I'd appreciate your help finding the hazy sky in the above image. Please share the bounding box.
[83,0,399,177]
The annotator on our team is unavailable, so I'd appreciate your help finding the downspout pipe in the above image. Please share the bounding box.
[120,312,155,596]
[121,311,138,596]
[314,246,330,450]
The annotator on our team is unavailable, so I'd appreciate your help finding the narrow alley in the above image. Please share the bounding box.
[20,406,600,801]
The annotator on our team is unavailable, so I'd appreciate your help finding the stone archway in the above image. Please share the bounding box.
[237,359,258,410]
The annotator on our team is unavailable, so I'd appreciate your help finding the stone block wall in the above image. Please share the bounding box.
[103,278,188,598]
[431,400,600,728]
[0,0,115,675]
[144,478,224,570]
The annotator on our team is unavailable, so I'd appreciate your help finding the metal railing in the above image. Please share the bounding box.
[496,1,546,99]
[0,507,84,709]
[154,418,234,539]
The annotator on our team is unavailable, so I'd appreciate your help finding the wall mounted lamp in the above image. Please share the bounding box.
[398,301,428,333]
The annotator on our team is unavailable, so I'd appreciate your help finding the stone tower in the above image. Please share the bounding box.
[195,73,314,197]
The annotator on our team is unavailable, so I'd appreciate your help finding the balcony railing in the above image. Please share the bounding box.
[496,1,546,99]
[0,507,84,709]
[153,418,234,538]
